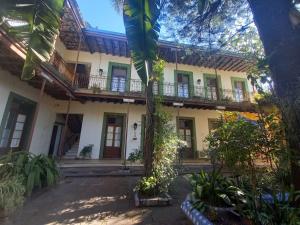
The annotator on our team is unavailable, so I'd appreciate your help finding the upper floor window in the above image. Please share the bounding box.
[205,77,218,100]
[108,62,131,92]
[175,71,193,98]
[231,78,249,102]
[111,66,127,92]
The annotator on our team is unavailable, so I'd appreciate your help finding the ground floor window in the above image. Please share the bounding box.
[208,118,219,133]
[0,92,36,154]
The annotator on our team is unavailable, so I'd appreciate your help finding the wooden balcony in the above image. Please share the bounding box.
[50,51,75,84]
[74,75,255,111]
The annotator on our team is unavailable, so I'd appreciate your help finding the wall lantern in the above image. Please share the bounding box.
[197,79,201,84]
[99,68,104,76]
[133,122,138,140]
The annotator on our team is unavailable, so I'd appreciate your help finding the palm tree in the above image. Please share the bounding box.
[123,0,162,176]
[0,0,64,80]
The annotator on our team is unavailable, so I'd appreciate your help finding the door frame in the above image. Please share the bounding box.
[176,116,197,159]
[100,112,127,159]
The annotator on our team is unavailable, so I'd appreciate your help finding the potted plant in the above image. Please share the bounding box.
[79,144,93,159]
[127,148,143,164]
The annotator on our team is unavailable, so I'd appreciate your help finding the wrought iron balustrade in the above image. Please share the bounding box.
[75,75,253,103]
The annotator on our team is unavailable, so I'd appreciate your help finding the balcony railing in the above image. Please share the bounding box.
[75,75,253,103]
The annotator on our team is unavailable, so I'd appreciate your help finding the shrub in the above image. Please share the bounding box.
[134,176,158,197]
[237,186,300,225]
[0,175,25,214]
[190,170,245,212]
[128,148,143,163]
[0,151,59,195]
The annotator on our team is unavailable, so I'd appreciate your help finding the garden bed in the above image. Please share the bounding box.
[134,192,172,207]
[181,195,244,225]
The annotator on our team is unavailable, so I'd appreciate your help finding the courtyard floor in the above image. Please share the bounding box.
[2,176,192,225]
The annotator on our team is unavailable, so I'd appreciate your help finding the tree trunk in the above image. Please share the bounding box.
[144,79,156,177]
[248,0,300,189]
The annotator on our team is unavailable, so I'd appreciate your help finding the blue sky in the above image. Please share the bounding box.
[77,0,125,33]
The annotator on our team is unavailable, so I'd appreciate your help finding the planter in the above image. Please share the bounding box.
[181,194,237,225]
[262,192,289,204]
[134,192,172,207]
[181,199,213,225]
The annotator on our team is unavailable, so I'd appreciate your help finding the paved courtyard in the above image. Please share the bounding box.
[2,176,192,225]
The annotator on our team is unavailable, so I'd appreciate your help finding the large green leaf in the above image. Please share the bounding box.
[0,0,64,80]
[123,0,161,84]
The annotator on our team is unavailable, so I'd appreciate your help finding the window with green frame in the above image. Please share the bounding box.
[107,62,131,92]
[231,77,249,102]
[203,74,222,100]
[174,70,194,98]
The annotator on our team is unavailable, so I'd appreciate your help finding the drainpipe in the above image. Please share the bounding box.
[26,78,47,151]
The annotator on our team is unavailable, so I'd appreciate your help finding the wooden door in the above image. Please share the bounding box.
[103,116,123,158]
[178,119,195,159]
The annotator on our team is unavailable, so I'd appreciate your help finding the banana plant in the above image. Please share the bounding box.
[123,0,162,176]
[0,0,64,80]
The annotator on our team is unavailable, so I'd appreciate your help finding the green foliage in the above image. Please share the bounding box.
[128,148,143,163]
[206,113,262,174]
[0,151,59,196]
[190,170,245,212]
[237,185,300,225]
[0,0,64,80]
[152,102,183,194]
[134,176,158,196]
[79,144,93,158]
[0,175,25,214]
[134,96,182,195]
[123,0,161,84]
[206,111,289,190]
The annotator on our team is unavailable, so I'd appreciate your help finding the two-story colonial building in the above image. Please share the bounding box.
[0,0,256,162]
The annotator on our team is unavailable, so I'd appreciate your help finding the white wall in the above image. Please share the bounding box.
[56,43,253,95]
[0,69,56,155]
[53,99,220,159]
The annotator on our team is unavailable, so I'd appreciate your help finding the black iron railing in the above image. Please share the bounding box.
[75,75,253,103]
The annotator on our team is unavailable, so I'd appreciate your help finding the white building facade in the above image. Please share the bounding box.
[0,0,256,161]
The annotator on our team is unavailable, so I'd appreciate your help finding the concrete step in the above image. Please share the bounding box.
[59,166,144,177]
[58,164,214,177]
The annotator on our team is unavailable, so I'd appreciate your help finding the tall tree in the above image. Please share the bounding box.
[0,0,65,80]
[163,0,300,189]
[123,0,161,176]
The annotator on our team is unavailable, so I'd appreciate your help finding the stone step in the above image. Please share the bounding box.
[58,164,214,177]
